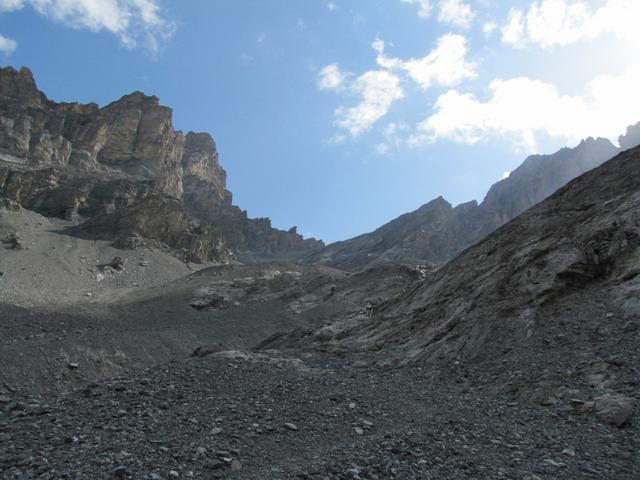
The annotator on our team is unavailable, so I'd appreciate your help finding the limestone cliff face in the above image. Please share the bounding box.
[97,92,185,198]
[182,131,231,217]
[0,66,323,262]
[310,126,640,271]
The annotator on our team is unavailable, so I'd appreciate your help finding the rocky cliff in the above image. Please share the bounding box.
[310,128,639,270]
[0,66,323,262]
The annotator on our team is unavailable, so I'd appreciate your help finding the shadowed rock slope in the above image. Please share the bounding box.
[311,127,640,271]
[269,147,640,387]
[0,66,322,263]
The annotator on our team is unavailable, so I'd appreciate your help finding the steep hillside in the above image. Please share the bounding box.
[0,66,323,263]
[311,130,638,270]
[270,146,640,377]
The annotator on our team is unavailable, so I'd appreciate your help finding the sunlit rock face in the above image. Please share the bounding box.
[0,66,323,263]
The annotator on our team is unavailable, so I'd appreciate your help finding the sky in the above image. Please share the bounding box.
[0,0,639,243]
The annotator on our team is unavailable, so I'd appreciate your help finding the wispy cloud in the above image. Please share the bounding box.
[317,64,349,91]
[400,0,432,18]
[0,0,175,55]
[334,70,404,137]
[375,143,390,155]
[374,34,476,90]
[0,33,16,54]
[239,53,255,65]
[0,0,22,12]
[327,1,337,11]
[437,0,475,29]
[401,0,475,28]
[482,20,497,37]
[501,0,640,49]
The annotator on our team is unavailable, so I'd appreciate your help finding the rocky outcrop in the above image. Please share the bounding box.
[0,66,323,262]
[310,128,639,271]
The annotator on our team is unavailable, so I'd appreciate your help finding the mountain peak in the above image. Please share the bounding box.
[619,122,640,151]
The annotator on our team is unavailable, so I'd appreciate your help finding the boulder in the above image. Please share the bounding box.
[594,395,636,427]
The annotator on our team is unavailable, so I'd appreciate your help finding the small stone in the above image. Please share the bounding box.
[230,461,242,472]
[562,448,576,456]
[168,471,179,479]
[284,422,298,431]
[110,256,125,270]
[210,427,223,435]
[112,466,127,478]
[354,427,364,435]
[68,362,79,370]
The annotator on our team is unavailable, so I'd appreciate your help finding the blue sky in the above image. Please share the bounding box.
[1,0,638,242]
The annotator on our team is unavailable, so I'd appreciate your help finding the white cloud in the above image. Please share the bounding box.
[502,0,640,49]
[502,171,511,179]
[335,70,404,136]
[0,0,174,54]
[410,66,640,149]
[437,0,474,28]
[0,0,22,12]
[318,64,349,91]
[321,34,475,139]
[401,0,474,28]
[327,1,337,11]
[374,34,476,90]
[0,33,16,54]
[400,0,432,18]
[501,8,526,46]
[482,20,497,37]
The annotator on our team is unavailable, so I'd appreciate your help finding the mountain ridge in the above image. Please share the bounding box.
[309,128,639,271]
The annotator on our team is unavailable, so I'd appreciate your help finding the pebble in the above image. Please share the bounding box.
[284,422,298,431]
[111,466,127,478]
